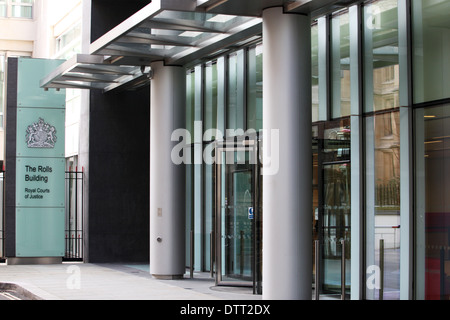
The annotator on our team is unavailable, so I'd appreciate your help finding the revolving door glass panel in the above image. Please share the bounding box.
[314,120,351,297]
[216,145,261,291]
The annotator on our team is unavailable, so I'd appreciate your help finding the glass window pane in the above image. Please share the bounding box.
[318,17,328,121]
[56,23,81,51]
[0,55,4,129]
[331,10,351,118]
[0,4,6,17]
[186,69,195,141]
[312,22,319,122]
[185,153,193,266]
[203,144,215,271]
[11,4,32,18]
[247,43,263,132]
[227,50,245,137]
[415,104,450,300]
[204,60,218,140]
[365,110,401,300]
[319,119,351,295]
[363,0,399,113]
[216,57,225,137]
[412,0,450,104]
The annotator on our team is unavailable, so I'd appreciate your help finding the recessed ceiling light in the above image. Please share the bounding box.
[179,31,203,37]
[207,14,235,23]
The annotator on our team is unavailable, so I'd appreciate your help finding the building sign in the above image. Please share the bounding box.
[15,107,65,209]
[10,58,66,258]
[16,158,65,207]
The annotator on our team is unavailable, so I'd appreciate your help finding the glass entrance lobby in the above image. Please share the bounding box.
[182,0,450,299]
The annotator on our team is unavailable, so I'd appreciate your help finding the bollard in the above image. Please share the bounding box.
[341,239,346,300]
[379,239,384,300]
[315,240,320,300]
[190,230,194,279]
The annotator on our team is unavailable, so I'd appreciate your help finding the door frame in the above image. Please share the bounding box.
[214,137,262,293]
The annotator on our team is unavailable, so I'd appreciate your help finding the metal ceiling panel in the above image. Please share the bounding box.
[40,54,152,92]
[88,0,263,67]
[41,0,346,91]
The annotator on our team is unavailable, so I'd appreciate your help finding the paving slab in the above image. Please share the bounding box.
[0,262,262,300]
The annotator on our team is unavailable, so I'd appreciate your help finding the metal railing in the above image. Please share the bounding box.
[64,169,84,261]
[314,239,348,300]
[0,230,4,263]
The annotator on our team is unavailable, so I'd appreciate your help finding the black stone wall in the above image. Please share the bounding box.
[87,0,150,262]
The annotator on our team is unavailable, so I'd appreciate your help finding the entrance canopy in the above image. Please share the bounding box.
[40,0,343,92]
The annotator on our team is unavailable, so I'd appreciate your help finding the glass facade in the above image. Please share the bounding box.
[246,44,263,132]
[363,0,402,300]
[180,0,450,299]
[365,111,401,300]
[412,0,450,104]
[313,119,351,297]
[363,0,400,113]
[416,104,450,300]
[413,0,450,300]
[311,22,319,122]
[185,44,263,273]
[331,9,351,119]
[310,0,450,300]
[227,50,245,137]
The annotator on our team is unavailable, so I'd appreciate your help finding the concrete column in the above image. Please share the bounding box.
[262,7,312,300]
[149,61,186,279]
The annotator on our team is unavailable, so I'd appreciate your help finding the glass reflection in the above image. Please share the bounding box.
[227,50,245,136]
[331,9,351,119]
[363,0,399,113]
[204,60,218,140]
[311,22,319,122]
[366,110,401,300]
[412,0,450,103]
[313,120,351,296]
[416,104,450,300]
[247,44,263,132]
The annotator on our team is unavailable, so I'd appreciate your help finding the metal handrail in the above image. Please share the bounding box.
[315,240,320,300]
[315,239,348,300]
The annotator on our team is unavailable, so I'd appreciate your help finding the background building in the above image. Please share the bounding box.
[0,0,82,167]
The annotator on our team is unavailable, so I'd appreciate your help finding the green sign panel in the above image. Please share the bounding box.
[16,208,65,257]
[16,158,65,207]
[16,107,65,158]
[14,58,66,258]
[17,58,65,109]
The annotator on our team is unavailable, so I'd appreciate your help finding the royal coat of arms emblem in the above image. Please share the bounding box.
[26,118,57,148]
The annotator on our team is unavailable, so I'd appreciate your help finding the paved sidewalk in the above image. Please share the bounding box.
[0,262,262,300]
